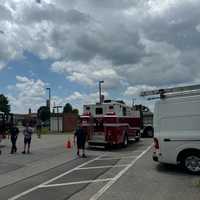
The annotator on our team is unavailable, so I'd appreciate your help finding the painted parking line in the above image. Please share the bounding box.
[97,156,137,160]
[8,155,104,200]
[89,144,153,200]
[8,143,152,200]
[78,164,130,170]
[39,178,114,188]
[100,153,142,158]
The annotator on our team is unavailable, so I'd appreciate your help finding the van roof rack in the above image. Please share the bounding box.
[140,84,200,99]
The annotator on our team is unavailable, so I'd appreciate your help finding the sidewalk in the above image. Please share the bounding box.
[0,133,76,188]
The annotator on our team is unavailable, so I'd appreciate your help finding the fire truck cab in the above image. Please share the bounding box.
[80,100,141,147]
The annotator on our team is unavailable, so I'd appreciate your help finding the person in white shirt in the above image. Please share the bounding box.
[22,124,33,154]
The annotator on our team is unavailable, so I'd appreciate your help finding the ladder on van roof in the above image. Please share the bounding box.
[140,84,200,99]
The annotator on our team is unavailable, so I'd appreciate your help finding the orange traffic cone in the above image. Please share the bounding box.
[66,137,72,149]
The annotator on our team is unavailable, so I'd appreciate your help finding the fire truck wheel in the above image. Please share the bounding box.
[135,137,140,142]
[122,134,128,148]
[105,144,111,150]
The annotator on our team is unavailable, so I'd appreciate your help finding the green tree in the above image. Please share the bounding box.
[72,108,79,116]
[37,106,50,122]
[63,103,73,113]
[0,94,10,114]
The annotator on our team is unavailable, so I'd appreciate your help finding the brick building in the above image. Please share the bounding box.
[50,113,78,133]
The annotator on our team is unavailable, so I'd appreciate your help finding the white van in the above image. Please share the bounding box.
[141,85,200,174]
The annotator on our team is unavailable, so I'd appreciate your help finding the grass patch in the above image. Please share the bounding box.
[197,180,200,187]
[41,127,49,134]
[194,179,200,188]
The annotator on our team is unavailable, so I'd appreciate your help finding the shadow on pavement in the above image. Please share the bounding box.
[86,139,145,153]
[156,163,200,176]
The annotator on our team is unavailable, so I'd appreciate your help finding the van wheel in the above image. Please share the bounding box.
[147,129,153,137]
[143,127,154,138]
[122,134,128,148]
[181,152,200,174]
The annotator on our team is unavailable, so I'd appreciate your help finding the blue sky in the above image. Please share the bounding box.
[1,0,200,113]
[0,52,82,95]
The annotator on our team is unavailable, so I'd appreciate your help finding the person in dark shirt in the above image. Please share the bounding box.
[9,124,19,154]
[74,123,87,158]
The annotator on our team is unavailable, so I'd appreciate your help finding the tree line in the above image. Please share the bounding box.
[0,94,10,114]
[0,94,79,123]
[37,103,79,122]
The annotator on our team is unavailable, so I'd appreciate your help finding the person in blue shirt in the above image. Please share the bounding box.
[74,123,87,158]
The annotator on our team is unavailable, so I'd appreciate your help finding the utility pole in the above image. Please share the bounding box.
[99,80,104,104]
[53,105,62,133]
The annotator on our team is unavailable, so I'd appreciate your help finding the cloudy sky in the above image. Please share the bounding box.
[0,0,200,113]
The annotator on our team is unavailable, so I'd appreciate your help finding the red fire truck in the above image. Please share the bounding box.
[80,100,141,147]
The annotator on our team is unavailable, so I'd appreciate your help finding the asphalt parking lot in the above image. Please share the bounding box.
[0,138,199,200]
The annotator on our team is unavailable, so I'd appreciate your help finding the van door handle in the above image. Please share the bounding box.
[164,138,171,142]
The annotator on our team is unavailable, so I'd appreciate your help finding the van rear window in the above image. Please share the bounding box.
[86,106,90,110]
[122,107,126,116]
[96,108,103,115]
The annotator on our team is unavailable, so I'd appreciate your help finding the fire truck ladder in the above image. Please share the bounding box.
[140,84,200,100]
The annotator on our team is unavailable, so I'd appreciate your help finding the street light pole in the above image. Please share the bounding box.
[46,88,51,110]
[46,88,51,131]
[99,80,104,104]
[132,98,136,108]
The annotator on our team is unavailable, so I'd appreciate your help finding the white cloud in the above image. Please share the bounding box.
[196,24,200,32]
[16,76,46,97]
[1,0,200,113]
[66,91,109,112]
[0,61,6,70]
[7,76,109,113]
[65,91,83,101]
[68,72,94,86]
[124,85,157,97]
[8,76,47,113]
[16,76,29,82]
[119,38,195,86]
[51,57,122,88]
